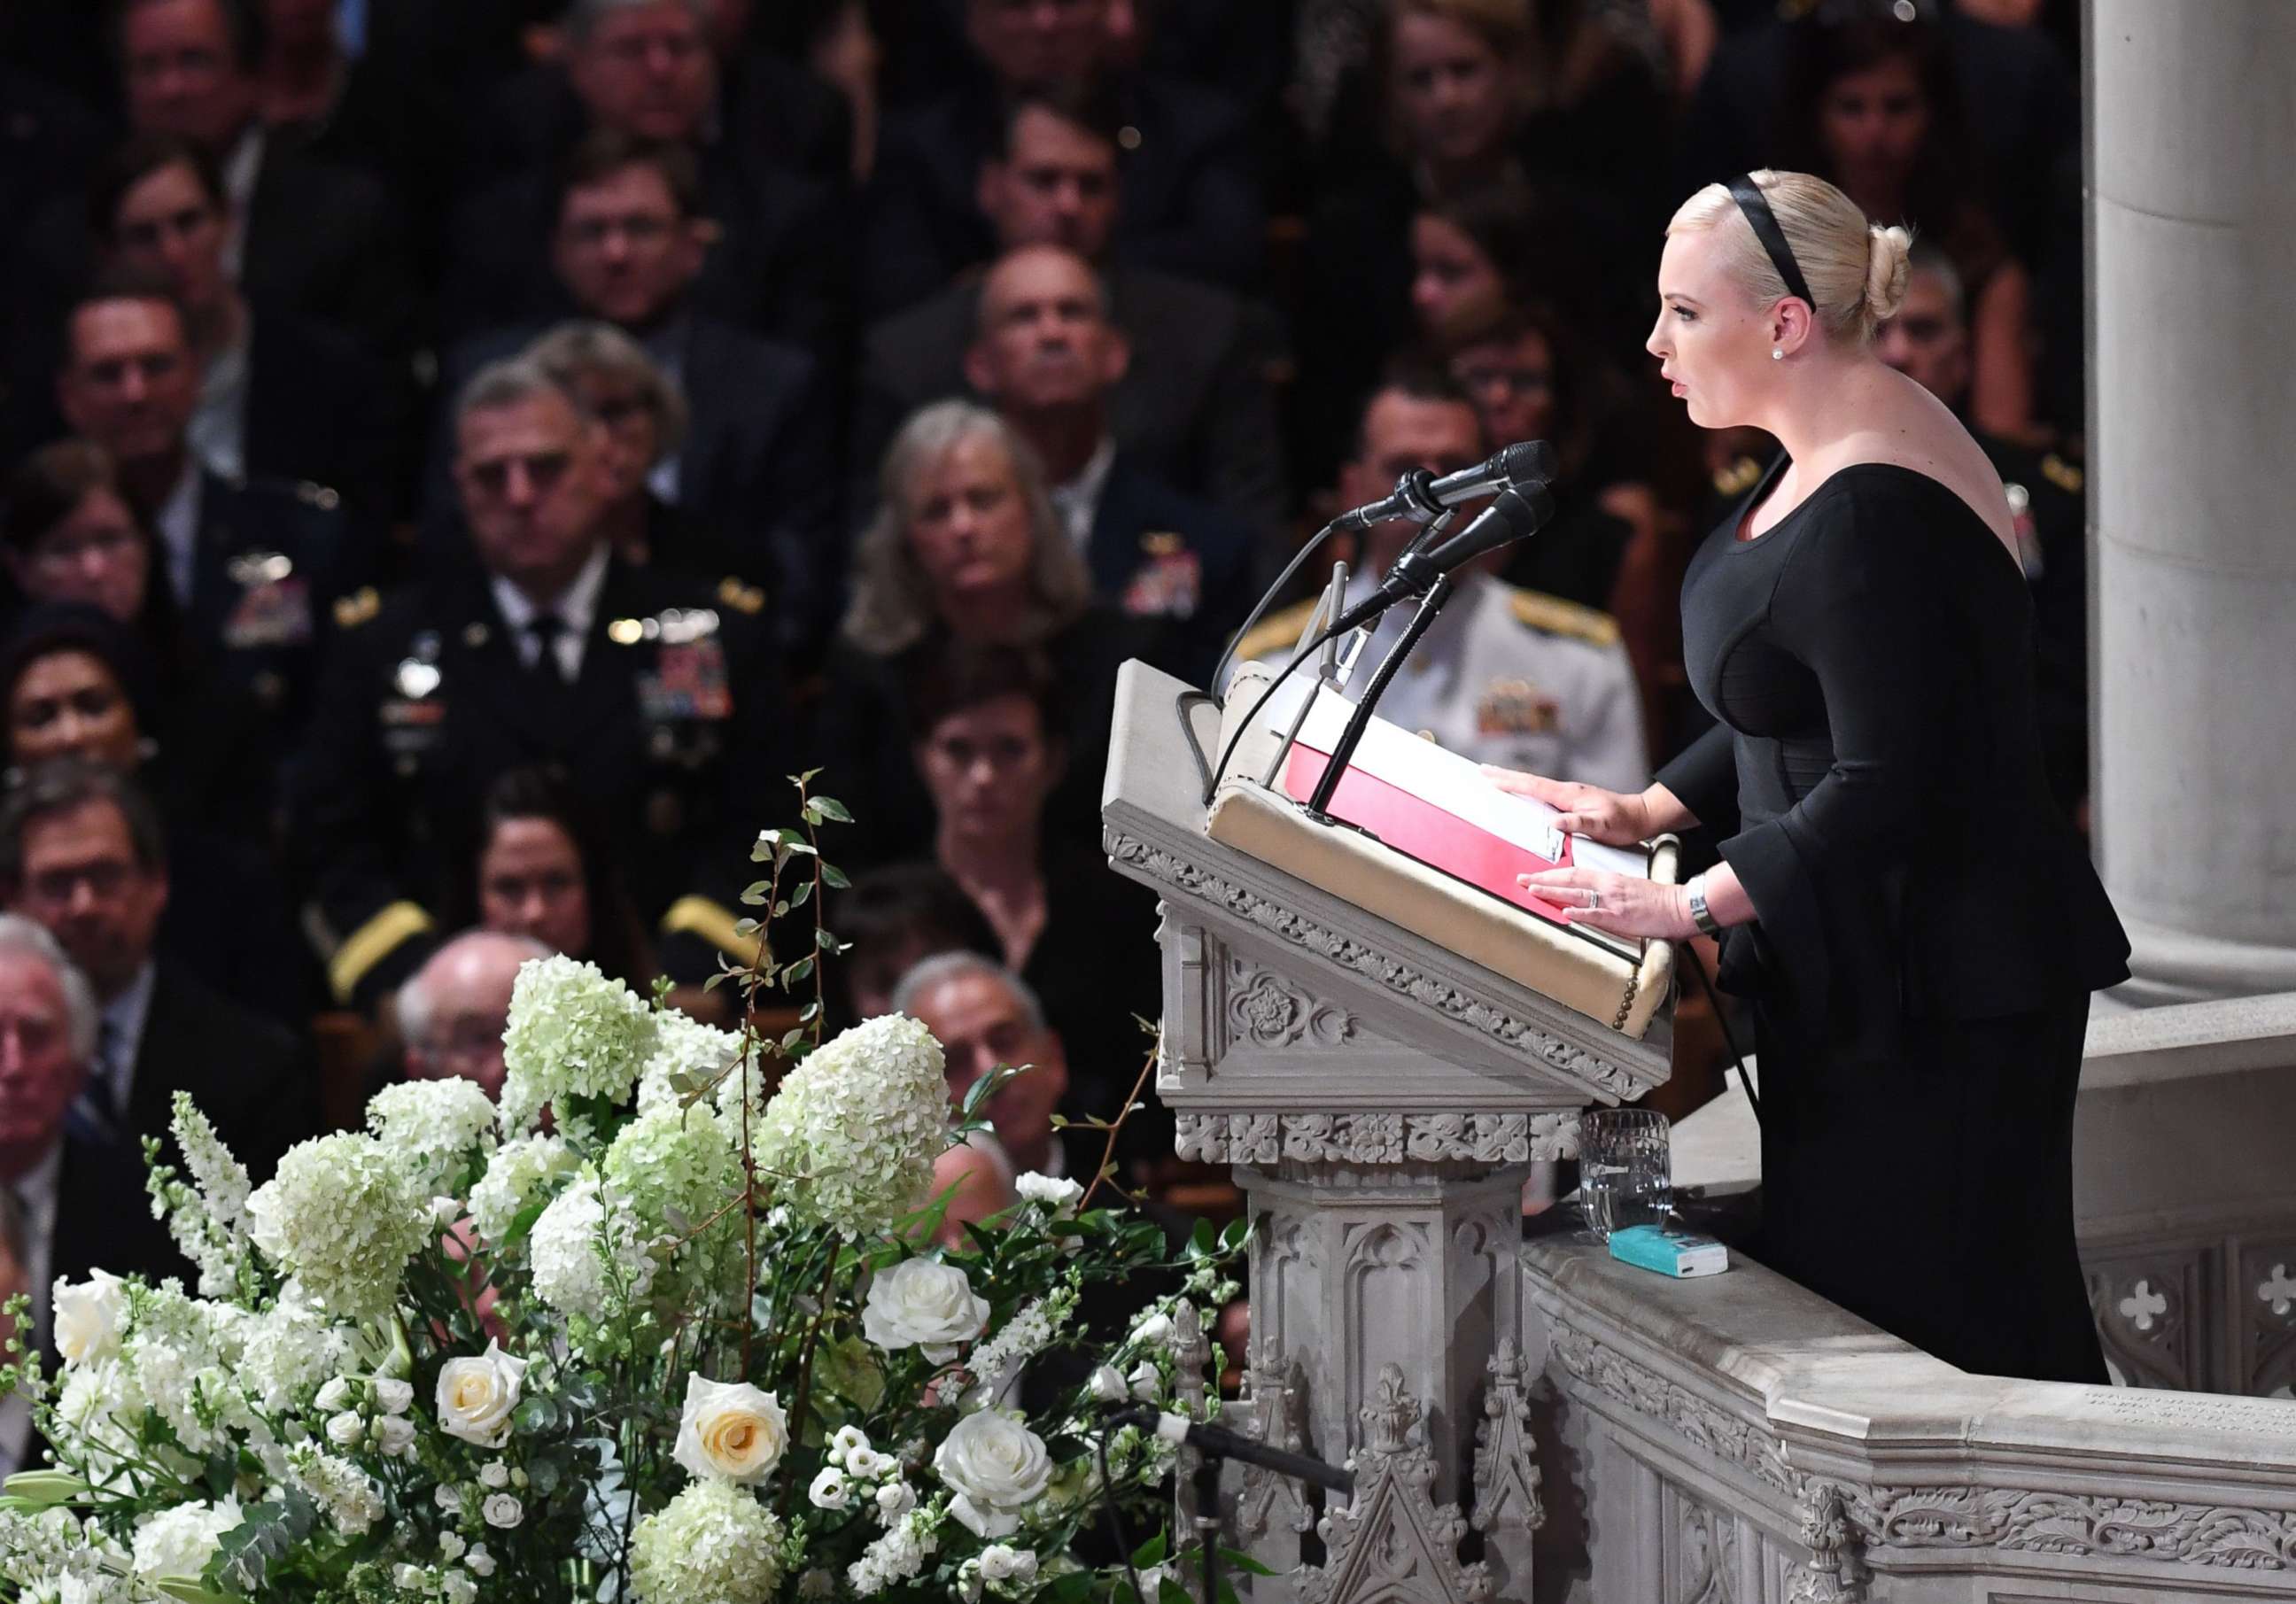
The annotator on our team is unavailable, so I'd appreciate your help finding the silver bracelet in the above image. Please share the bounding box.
[1686,875,1722,937]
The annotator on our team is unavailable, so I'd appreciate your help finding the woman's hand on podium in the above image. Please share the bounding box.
[1478,767,1654,845]
[1516,865,1698,940]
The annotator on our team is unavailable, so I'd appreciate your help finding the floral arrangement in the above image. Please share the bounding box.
[0,782,1247,1603]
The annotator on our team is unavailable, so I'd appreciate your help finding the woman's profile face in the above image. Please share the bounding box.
[914,693,1062,852]
[8,650,142,771]
[1817,55,1930,200]
[14,489,151,624]
[904,436,1036,614]
[1647,229,1772,430]
[1410,213,1504,336]
[1389,12,1517,169]
[478,816,594,958]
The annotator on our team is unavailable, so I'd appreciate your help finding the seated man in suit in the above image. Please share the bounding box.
[52,271,361,746]
[430,133,835,660]
[442,2,847,355]
[291,355,788,1014]
[856,80,1287,540]
[397,930,552,1104]
[0,761,318,1186]
[963,244,1253,686]
[1235,363,1649,794]
[862,0,1262,314]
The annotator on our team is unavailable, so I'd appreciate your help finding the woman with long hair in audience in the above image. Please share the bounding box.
[446,765,656,994]
[822,399,1152,872]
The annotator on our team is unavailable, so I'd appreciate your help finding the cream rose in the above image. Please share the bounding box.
[671,1373,788,1485]
[51,1271,126,1367]
[862,1258,989,1363]
[935,1411,1053,1538]
[436,1340,528,1448]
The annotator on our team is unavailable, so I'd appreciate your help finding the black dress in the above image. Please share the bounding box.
[1655,459,2129,1383]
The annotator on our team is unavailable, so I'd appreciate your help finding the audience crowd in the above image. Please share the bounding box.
[0,0,2089,1384]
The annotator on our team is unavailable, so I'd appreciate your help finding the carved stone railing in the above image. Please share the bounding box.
[1524,1229,2296,1603]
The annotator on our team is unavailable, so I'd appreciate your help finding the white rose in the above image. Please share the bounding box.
[809,1466,851,1510]
[315,1375,354,1413]
[1014,1173,1084,1213]
[434,1484,463,1511]
[1088,1365,1128,1402]
[51,1271,126,1367]
[373,1378,415,1414]
[935,1410,1053,1538]
[875,1480,917,1523]
[478,1461,510,1489]
[671,1373,788,1485]
[436,1340,528,1448]
[863,1259,989,1363]
[373,1415,416,1457]
[1128,1360,1161,1401]
[482,1493,523,1529]
[325,1411,365,1448]
[980,1544,1039,1585]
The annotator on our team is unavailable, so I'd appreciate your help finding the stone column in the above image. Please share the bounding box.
[2090,0,2296,1003]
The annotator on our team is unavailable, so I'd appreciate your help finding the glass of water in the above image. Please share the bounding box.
[1578,1108,1672,1240]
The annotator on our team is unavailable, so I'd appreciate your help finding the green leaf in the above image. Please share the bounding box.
[1160,1582,1196,1604]
[789,879,814,909]
[794,767,824,785]
[1188,1218,1218,1259]
[1130,1531,1168,1569]
[153,1582,238,1604]
[814,926,840,951]
[798,1002,820,1024]
[1,1469,87,1506]
[820,863,851,890]
[809,794,855,824]
[500,1196,549,1249]
[1220,1549,1279,1577]
[734,918,761,939]
[784,956,815,985]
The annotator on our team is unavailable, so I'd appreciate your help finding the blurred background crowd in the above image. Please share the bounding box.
[0,0,2091,1303]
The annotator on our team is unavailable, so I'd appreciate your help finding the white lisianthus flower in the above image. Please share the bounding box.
[980,1544,1039,1585]
[827,1423,871,1467]
[483,1492,524,1529]
[393,1563,426,1590]
[862,1258,989,1362]
[372,1377,415,1414]
[935,1410,1054,1538]
[1088,1365,1128,1403]
[129,1499,243,1578]
[365,1078,499,1192]
[1014,1173,1085,1213]
[1130,1312,1175,1350]
[441,1572,477,1604]
[755,1015,948,1240]
[373,1415,416,1457]
[245,1133,429,1320]
[629,1478,785,1604]
[468,1133,578,1244]
[1129,1360,1161,1401]
[808,1466,851,1510]
[465,1543,496,1576]
[436,1341,528,1448]
[478,1461,511,1490]
[498,955,656,1135]
[51,1271,126,1367]
[845,1445,896,1480]
[438,1532,465,1561]
[874,1480,917,1523]
[324,1411,364,1448]
[671,1374,789,1485]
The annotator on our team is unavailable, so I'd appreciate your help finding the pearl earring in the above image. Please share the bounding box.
[1772,347,1784,361]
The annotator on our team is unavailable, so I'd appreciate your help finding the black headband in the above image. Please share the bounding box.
[1727,174,1814,311]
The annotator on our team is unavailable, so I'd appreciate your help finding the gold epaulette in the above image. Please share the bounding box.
[1231,597,1322,666]
[332,586,380,629]
[1508,587,1620,648]
[2041,453,2083,496]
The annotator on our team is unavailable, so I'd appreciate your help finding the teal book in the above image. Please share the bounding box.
[1607,1223,1730,1278]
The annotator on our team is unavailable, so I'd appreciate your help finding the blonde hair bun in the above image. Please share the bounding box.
[1865,224,1913,324]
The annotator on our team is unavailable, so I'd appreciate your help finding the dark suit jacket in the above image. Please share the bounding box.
[425,315,835,657]
[855,266,1288,537]
[859,73,1264,317]
[183,471,363,737]
[1086,456,1257,688]
[122,963,321,1186]
[245,311,416,530]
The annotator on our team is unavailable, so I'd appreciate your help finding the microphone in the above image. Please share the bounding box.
[1108,1406,1355,1496]
[1320,479,1556,639]
[1332,439,1558,532]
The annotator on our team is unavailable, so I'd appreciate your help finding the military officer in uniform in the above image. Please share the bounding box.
[1235,367,1648,792]
[290,355,787,1013]
[1875,244,2089,825]
[52,270,358,770]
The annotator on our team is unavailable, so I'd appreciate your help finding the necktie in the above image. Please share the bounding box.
[65,1025,126,1149]
[525,614,570,685]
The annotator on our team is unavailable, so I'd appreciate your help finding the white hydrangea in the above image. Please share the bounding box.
[246,1133,430,1320]
[468,1134,579,1244]
[529,1173,655,1320]
[366,1079,500,1193]
[635,1009,749,1114]
[603,1101,741,1239]
[756,1015,949,1240]
[129,1499,243,1578]
[497,956,656,1134]
[627,1478,785,1604]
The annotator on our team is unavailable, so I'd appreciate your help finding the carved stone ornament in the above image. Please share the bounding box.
[1470,1338,1545,1541]
[1303,1366,1493,1604]
[1105,832,1654,1099]
[1233,1352,1316,1543]
[1678,1499,1740,1604]
[1175,1111,1575,1166]
[1546,1324,1796,1492]
[1227,957,1358,1049]
[1787,1482,1868,1604]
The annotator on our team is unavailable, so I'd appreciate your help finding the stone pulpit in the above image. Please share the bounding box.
[1102,659,1677,1601]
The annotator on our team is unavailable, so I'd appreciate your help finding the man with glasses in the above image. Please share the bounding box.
[0,760,316,1184]
[292,356,788,1015]
[51,272,356,741]
[430,132,833,660]
[396,931,550,1103]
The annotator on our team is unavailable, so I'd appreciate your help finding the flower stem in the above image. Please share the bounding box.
[775,1251,841,1523]
[1080,1023,1162,1213]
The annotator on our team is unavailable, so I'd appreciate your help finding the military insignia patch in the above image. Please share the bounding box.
[1475,678,1561,736]
[1121,535,1201,618]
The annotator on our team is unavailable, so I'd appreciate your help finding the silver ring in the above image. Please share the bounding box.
[1585,889,1602,911]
